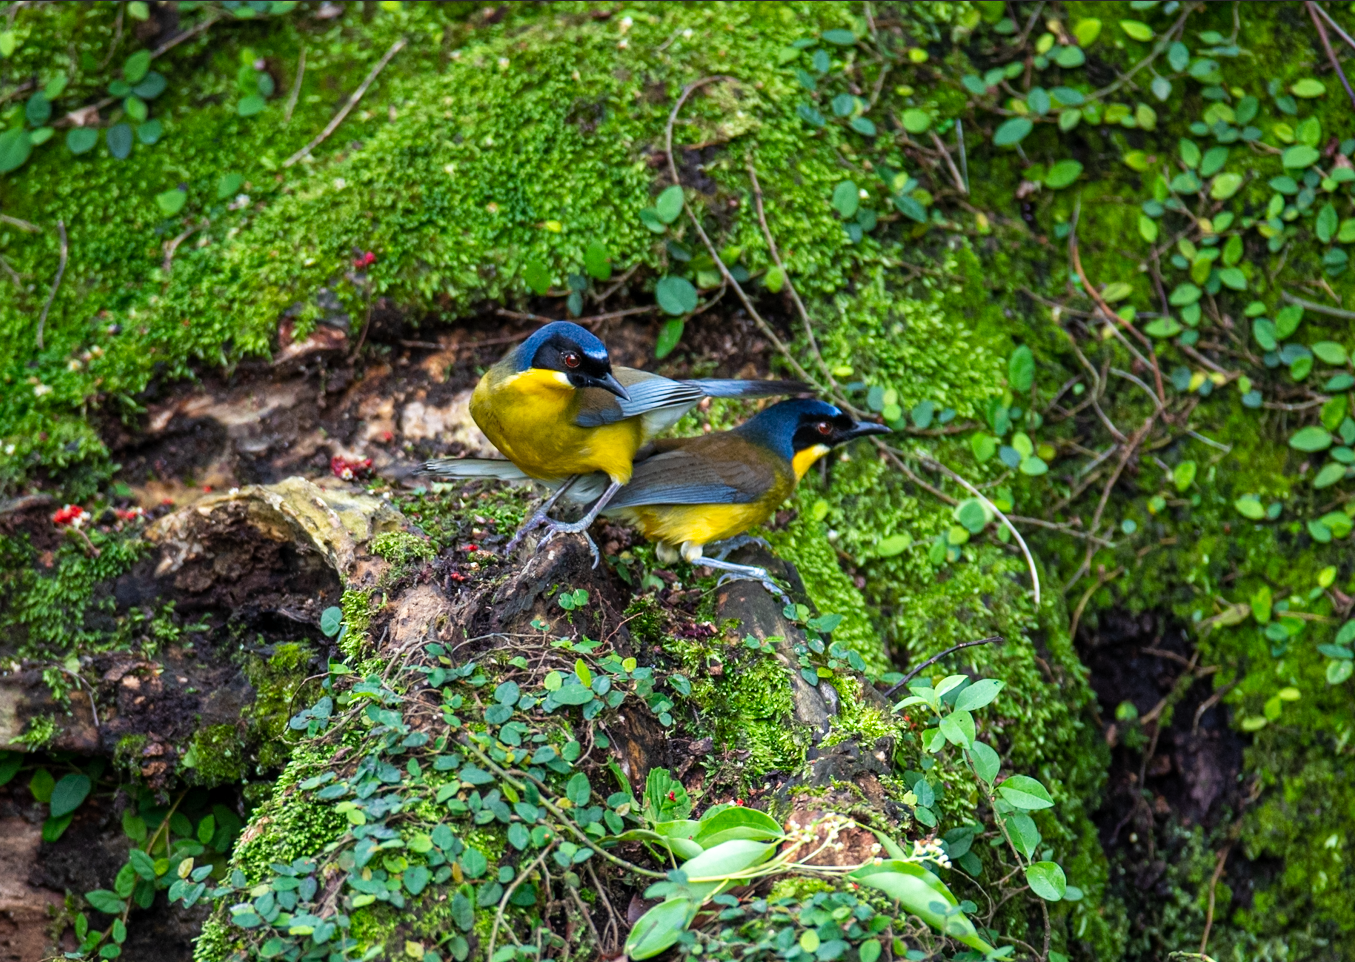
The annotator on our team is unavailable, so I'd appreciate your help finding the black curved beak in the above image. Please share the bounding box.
[841,421,893,442]
[586,371,630,401]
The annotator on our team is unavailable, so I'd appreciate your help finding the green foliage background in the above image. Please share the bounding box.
[5,0,1355,960]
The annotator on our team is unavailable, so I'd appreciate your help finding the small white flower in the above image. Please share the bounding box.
[682,28,693,38]
[498,57,509,68]
[859,188,869,199]
[620,15,633,32]
[4,444,15,455]
[332,178,346,190]
[33,384,52,397]
[617,38,629,49]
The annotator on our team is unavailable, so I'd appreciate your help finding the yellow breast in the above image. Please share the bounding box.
[617,501,779,552]
[470,368,642,483]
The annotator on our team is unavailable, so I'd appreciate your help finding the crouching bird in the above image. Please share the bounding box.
[422,321,808,561]
[576,398,891,596]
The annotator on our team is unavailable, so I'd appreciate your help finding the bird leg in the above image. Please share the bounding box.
[505,475,579,553]
[691,556,790,604]
[707,535,773,561]
[539,480,624,569]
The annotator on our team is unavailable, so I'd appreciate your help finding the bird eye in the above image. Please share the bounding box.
[562,351,581,369]
[816,421,832,435]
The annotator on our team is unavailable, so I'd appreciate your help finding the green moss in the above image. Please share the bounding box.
[181,724,247,786]
[228,745,349,884]
[114,734,148,779]
[771,511,888,675]
[0,530,145,662]
[13,714,59,750]
[767,876,836,902]
[370,530,436,587]
[716,653,808,775]
[242,641,317,770]
[338,589,375,660]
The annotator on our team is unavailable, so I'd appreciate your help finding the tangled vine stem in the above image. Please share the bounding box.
[920,456,1041,606]
[663,76,818,390]
[35,219,67,350]
[882,637,1002,698]
[284,38,406,167]
[1306,1,1355,110]
[457,734,668,880]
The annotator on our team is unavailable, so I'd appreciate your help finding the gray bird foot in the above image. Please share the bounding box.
[695,556,790,604]
[505,507,551,554]
[539,518,602,569]
[708,535,773,561]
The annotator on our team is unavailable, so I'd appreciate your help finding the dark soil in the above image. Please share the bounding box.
[1078,608,1252,960]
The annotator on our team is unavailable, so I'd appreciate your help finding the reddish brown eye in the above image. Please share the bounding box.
[817,421,832,436]
[563,351,581,369]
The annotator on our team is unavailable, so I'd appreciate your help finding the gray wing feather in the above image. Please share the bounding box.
[574,375,704,428]
[688,378,811,398]
[574,372,808,429]
[605,449,771,507]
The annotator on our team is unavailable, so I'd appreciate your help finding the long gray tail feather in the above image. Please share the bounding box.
[687,378,812,398]
[420,458,610,508]
[419,458,530,481]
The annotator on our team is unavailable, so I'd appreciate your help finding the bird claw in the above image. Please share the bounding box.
[539,522,602,569]
[715,572,790,604]
[706,563,790,604]
[505,508,551,554]
[709,535,773,561]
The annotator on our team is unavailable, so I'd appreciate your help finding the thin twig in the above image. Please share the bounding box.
[594,263,639,303]
[35,220,67,350]
[284,47,306,123]
[1069,204,1166,407]
[0,253,21,287]
[98,4,125,68]
[494,305,656,328]
[1192,680,1237,736]
[882,636,1001,698]
[745,160,837,400]
[1069,567,1123,640]
[1200,844,1232,955]
[665,78,816,389]
[920,456,1040,606]
[880,446,957,505]
[284,38,405,167]
[1091,4,1194,100]
[929,130,968,195]
[1010,515,1115,547]
[585,862,621,951]
[59,668,101,731]
[0,213,39,232]
[1282,290,1355,319]
[488,844,554,960]
[1188,430,1232,453]
[1307,2,1355,110]
[1312,0,1355,53]
[162,220,204,274]
[955,119,969,193]
[569,881,606,955]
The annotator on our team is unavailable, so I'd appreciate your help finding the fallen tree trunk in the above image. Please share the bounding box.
[3,476,1018,961]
